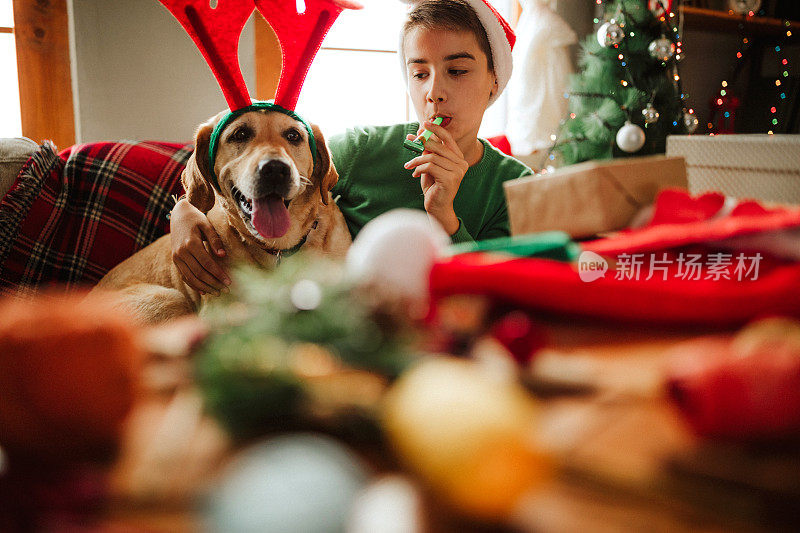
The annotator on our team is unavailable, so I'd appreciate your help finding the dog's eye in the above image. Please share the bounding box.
[284,128,302,144]
[229,126,253,143]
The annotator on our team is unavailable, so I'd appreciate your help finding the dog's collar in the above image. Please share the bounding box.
[207,101,317,191]
[265,219,318,263]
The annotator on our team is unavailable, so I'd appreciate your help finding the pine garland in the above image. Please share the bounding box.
[194,256,416,440]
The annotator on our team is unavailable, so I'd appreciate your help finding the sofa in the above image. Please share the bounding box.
[0,137,39,199]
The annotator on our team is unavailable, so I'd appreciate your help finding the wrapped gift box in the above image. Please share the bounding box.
[504,155,687,239]
[666,134,800,205]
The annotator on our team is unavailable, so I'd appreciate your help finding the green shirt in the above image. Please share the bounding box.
[329,122,533,243]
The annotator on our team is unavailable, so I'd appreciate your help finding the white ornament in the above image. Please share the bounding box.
[648,36,676,62]
[683,111,699,134]
[346,209,451,301]
[729,0,761,14]
[616,122,646,153]
[206,434,367,533]
[642,103,660,124]
[597,21,624,47]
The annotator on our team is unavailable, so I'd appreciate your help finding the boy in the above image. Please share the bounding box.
[170,0,533,294]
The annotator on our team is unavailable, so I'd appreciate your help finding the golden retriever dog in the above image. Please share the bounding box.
[90,108,351,323]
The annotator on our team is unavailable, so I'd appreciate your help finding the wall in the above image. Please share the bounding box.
[71,0,256,143]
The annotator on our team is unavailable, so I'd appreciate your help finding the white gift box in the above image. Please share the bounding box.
[666,134,800,205]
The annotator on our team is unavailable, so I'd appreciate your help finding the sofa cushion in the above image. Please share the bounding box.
[0,137,39,199]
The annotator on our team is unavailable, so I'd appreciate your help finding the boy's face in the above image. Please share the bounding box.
[403,27,497,149]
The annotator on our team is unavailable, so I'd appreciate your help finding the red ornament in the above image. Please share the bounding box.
[666,336,800,441]
[489,311,547,366]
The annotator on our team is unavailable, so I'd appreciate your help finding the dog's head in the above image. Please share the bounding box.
[182,109,338,244]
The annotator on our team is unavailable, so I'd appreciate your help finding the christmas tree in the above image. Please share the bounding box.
[551,0,698,167]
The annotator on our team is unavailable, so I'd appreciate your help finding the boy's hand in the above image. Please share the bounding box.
[170,198,230,295]
[404,120,467,235]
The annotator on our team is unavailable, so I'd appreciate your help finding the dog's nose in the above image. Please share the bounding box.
[258,159,291,182]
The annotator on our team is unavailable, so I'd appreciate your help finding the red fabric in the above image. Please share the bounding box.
[159,0,360,111]
[256,0,360,110]
[429,190,800,327]
[486,134,512,156]
[158,0,254,110]
[0,141,190,295]
[589,190,800,256]
[478,0,516,49]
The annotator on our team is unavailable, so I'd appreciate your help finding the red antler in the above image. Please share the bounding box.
[158,0,255,110]
[254,0,362,110]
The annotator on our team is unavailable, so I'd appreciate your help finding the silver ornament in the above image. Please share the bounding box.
[683,111,699,134]
[648,36,676,62]
[729,0,761,15]
[616,122,646,153]
[642,103,660,124]
[597,21,625,47]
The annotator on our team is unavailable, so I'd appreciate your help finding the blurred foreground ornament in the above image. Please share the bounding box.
[616,121,646,152]
[667,318,800,441]
[597,20,624,47]
[206,434,367,533]
[0,294,142,461]
[382,357,554,522]
[348,475,425,533]
[490,311,547,366]
[346,209,450,303]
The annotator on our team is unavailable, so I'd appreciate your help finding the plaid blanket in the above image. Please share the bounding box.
[0,141,192,297]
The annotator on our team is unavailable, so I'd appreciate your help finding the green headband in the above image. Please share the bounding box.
[207,101,317,191]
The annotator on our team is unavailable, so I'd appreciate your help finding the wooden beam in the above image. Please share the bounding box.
[254,13,281,101]
[13,0,75,149]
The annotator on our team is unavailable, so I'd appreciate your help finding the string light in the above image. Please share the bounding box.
[712,17,792,135]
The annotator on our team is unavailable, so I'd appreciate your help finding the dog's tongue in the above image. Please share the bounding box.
[252,194,290,239]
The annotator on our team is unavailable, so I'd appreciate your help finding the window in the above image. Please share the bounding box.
[0,0,21,138]
[294,0,513,138]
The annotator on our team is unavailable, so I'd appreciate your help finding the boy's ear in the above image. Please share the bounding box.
[181,117,218,214]
[311,124,339,206]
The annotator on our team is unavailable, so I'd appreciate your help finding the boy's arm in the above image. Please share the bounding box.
[449,218,475,244]
[170,198,230,294]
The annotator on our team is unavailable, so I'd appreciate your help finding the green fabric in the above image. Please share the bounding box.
[208,101,317,190]
[448,231,582,262]
[329,122,533,243]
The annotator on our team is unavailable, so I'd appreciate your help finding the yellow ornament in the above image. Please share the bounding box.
[382,358,553,522]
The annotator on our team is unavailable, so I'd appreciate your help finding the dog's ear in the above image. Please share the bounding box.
[311,124,339,206]
[181,117,218,213]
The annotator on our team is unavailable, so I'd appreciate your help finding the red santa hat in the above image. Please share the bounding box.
[399,0,516,106]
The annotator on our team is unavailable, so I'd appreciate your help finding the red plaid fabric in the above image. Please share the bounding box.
[0,141,192,296]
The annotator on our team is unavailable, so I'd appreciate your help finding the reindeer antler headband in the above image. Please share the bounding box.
[158,0,361,189]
